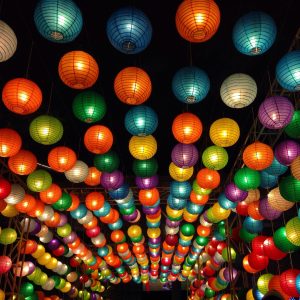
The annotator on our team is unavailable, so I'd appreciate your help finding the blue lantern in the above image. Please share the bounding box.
[109,183,130,199]
[106,6,152,54]
[260,171,278,189]
[70,204,87,219]
[186,201,203,215]
[232,11,276,56]
[263,157,288,176]
[243,216,263,233]
[218,193,237,210]
[108,219,123,230]
[167,195,187,210]
[172,66,210,104]
[170,181,192,199]
[125,105,158,136]
[34,0,83,43]
[276,50,300,91]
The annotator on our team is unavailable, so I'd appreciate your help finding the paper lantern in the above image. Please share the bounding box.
[279,175,300,202]
[0,228,17,245]
[286,217,300,246]
[243,141,274,170]
[233,11,276,56]
[0,255,12,274]
[285,110,300,139]
[84,167,101,186]
[196,168,220,189]
[274,227,299,253]
[260,171,278,189]
[267,187,294,211]
[291,156,300,180]
[3,184,24,205]
[65,160,89,183]
[234,167,261,190]
[101,170,124,190]
[27,169,52,192]
[218,192,237,210]
[276,50,300,92]
[135,175,158,190]
[263,237,287,260]
[94,150,120,173]
[129,135,157,160]
[171,143,199,168]
[275,139,300,166]
[8,149,37,175]
[106,6,152,54]
[0,20,17,62]
[58,50,99,89]
[0,128,22,157]
[169,162,193,182]
[248,252,269,271]
[225,182,248,202]
[114,67,151,105]
[220,73,257,108]
[139,188,159,206]
[40,183,62,204]
[167,195,186,210]
[243,217,262,233]
[264,156,288,176]
[280,269,300,297]
[259,197,281,221]
[175,0,220,43]
[34,0,82,43]
[29,115,63,145]
[72,91,106,123]
[132,158,158,177]
[202,145,228,171]
[170,181,191,199]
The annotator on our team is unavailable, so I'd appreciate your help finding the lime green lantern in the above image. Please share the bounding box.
[94,150,119,172]
[202,145,228,170]
[192,180,211,195]
[257,273,273,295]
[285,217,300,246]
[222,247,236,262]
[234,167,261,190]
[27,169,52,192]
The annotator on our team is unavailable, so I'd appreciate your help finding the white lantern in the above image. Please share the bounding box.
[38,205,54,222]
[40,231,53,243]
[0,21,17,62]
[42,278,55,291]
[64,160,88,183]
[77,210,93,224]
[4,184,25,204]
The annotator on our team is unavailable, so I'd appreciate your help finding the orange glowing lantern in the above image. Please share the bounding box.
[67,193,80,212]
[0,128,22,157]
[85,192,104,211]
[139,188,159,206]
[8,149,37,175]
[196,168,220,189]
[39,183,62,204]
[48,146,77,172]
[248,201,264,220]
[15,194,36,214]
[84,167,101,186]
[190,191,209,205]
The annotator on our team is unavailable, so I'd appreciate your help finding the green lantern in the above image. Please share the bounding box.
[29,115,63,145]
[27,169,52,192]
[273,226,299,252]
[94,150,119,172]
[222,247,236,262]
[284,110,300,139]
[195,236,208,246]
[180,223,195,236]
[132,157,158,177]
[52,192,72,211]
[57,223,72,238]
[239,227,257,243]
[192,180,211,195]
[234,167,261,190]
[257,273,273,295]
[279,175,300,202]
[285,217,300,246]
[202,145,228,170]
[73,91,106,123]
[0,228,17,245]
[205,288,215,298]
[20,282,34,297]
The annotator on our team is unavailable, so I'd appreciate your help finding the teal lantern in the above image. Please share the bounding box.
[167,195,187,210]
[279,175,300,202]
[52,192,72,211]
[94,150,120,173]
[132,158,158,177]
[29,115,63,145]
[260,171,278,189]
[72,91,106,123]
[243,216,263,233]
[34,0,83,43]
[285,110,300,139]
[202,145,228,170]
[263,157,288,176]
[234,167,261,190]
[186,201,203,215]
[27,169,52,192]
[125,105,158,136]
[218,193,237,210]
[170,181,191,199]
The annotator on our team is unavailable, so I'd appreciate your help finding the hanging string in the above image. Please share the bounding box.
[47,82,54,114]
[25,41,34,79]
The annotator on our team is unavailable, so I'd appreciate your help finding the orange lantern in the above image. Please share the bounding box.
[247,201,264,220]
[45,211,61,227]
[8,149,37,175]
[39,183,62,204]
[190,190,209,205]
[58,50,99,89]
[67,193,80,211]
[27,200,45,218]
[243,255,259,274]
[111,230,125,244]
[84,167,101,186]
[196,168,220,189]
[100,208,115,224]
[139,188,159,206]
[175,0,221,43]
[291,156,300,181]
[0,128,22,157]
[243,141,274,170]
[114,66,152,105]
[85,192,105,211]
[84,125,113,154]
[197,225,211,237]
[15,194,36,213]
[2,78,42,115]
[47,146,77,173]
[172,112,203,144]
[83,216,98,229]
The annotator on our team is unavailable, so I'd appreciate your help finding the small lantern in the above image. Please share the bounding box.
[0,21,17,62]
[84,167,101,187]
[202,145,228,170]
[48,146,77,172]
[132,158,158,178]
[0,128,22,157]
[94,150,119,173]
[27,169,52,192]
[169,162,193,182]
[8,149,37,175]
[129,135,157,160]
[64,160,89,183]
[171,143,199,168]
[196,168,220,189]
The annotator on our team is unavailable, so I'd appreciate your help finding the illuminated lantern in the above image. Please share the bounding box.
[139,188,159,206]
[171,143,199,168]
[263,237,287,260]
[27,169,52,192]
[275,139,300,166]
[274,227,299,253]
[0,128,22,157]
[243,141,274,170]
[234,167,261,190]
[244,189,260,204]
[29,115,63,145]
[85,192,104,211]
[260,171,278,189]
[48,146,76,172]
[8,149,37,175]
[129,135,157,160]
[259,197,281,221]
[40,183,62,204]
[132,158,158,177]
[84,167,101,186]
[169,162,193,182]
[65,160,89,183]
[264,157,288,176]
[267,187,294,211]
[248,200,264,220]
[220,73,257,108]
[280,269,300,297]
[136,175,158,189]
[53,193,73,211]
[0,228,17,245]
[291,156,300,180]
[114,67,151,105]
[106,6,152,54]
[243,217,262,233]
[279,175,300,202]
[72,91,106,123]
[0,256,12,274]
[218,192,237,210]
[286,217,300,246]
[0,20,17,62]
[101,170,124,190]
[248,252,269,271]
[168,195,186,210]
[172,112,203,144]
[276,50,300,92]
[0,178,11,201]
[94,150,119,173]
[190,190,208,205]
[225,182,248,202]
[175,0,220,43]
[4,184,24,205]
[58,50,99,89]
[285,110,300,139]
[2,78,42,115]
[233,11,276,56]
[202,145,228,170]
[170,181,191,199]
[196,168,220,189]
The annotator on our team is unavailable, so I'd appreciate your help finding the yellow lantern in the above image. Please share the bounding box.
[147,228,161,239]
[37,252,52,265]
[166,205,184,219]
[267,187,294,211]
[1,204,19,217]
[169,162,193,181]
[129,135,157,160]
[32,244,46,259]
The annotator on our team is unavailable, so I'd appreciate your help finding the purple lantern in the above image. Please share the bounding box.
[259,197,281,220]
[57,214,68,227]
[135,175,158,189]
[63,231,77,244]
[101,170,124,190]
[275,139,300,165]
[47,238,60,251]
[171,143,199,168]
[142,205,160,215]
[166,218,181,228]
[223,267,238,282]
[225,182,248,202]
[149,237,161,244]
[30,221,41,235]
[258,96,294,129]
[26,261,36,276]
[122,209,138,222]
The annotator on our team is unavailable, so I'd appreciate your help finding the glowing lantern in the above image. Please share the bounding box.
[274,227,299,253]
[0,128,22,157]
[0,20,17,62]
[170,181,191,199]
[4,184,24,205]
[94,150,119,173]
[27,169,52,192]
[267,187,294,212]
[286,217,300,246]
[58,50,99,89]
[232,11,276,56]
[0,228,17,244]
[285,110,300,139]
[64,160,89,183]
[101,170,124,190]
[264,156,288,176]
[234,167,261,190]
[169,162,193,182]
[291,156,300,180]
[84,125,113,154]
[257,273,273,295]
[48,146,76,172]
[132,158,158,177]
[8,149,37,175]
[39,183,62,204]
[2,78,42,115]
[279,175,300,202]
[225,182,248,202]
[196,168,220,189]
[259,197,281,221]
[129,135,157,160]
[172,112,203,144]
[139,188,159,206]
[84,167,101,186]
[202,145,228,170]
[280,269,300,297]
[275,139,300,166]
[171,143,199,168]
[220,73,257,108]
[0,256,12,274]
[175,0,220,43]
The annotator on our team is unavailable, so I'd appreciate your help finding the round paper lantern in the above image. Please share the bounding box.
[132,158,158,177]
[233,11,276,56]
[267,187,294,211]
[0,128,22,157]
[239,228,257,243]
[171,143,199,168]
[220,73,257,108]
[40,183,62,204]
[72,91,106,123]
[175,0,220,43]
[27,169,52,192]
[4,184,24,205]
[65,160,89,183]
[48,146,76,172]
[136,175,158,189]
[202,145,228,170]
[260,171,278,189]
[285,110,300,139]
[172,66,210,104]
[259,197,281,221]
[0,178,11,201]
[94,150,119,173]
[129,135,157,160]
[279,175,300,202]
[29,115,63,145]
[106,6,152,54]
[280,269,300,297]
[84,167,101,186]
[20,282,34,297]
[114,67,151,105]
[34,0,82,43]
[84,125,113,155]
[275,139,300,166]
[196,168,220,189]
[101,170,124,190]
[218,192,237,210]
[291,156,300,181]
[0,20,17,62]
[263,237,287,260]
[168,195,186,210]
[264,157,288,176]
[276,50,300,92]
[248,252,269,270]
[2,78,42,115]
[274,227,299,253]
[0,256,12,274]
[234,167,261,190]
[8,149,37,175]
[225,182,248,202]
[52,192,72,211]
[58,50,99,89]
[169,162,193,182]
[0,228,17,245]
[170,181,191,199]
[286,217,300,246]
[243,217,262,233]
[243,141,274,170]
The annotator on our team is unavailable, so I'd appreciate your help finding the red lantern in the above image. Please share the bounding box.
[280,269,300,297]
[0,128,22,157]
[196,168,220,189]
[52,245,66,257]
[27,200,45,217]
[251,236,267,255]
[111,230,125,244]
[263,237,287,260]
[0,256,12,274]
[39,183,62,204]
[85,192,105,211]
[8,149,37,175]
[236,201,248,216]
[20,240,38,254]
[268,275,290,300]
[86,226,101,238]
[0,177,11,200]
[243,255,259,274]
[248,252,269,271]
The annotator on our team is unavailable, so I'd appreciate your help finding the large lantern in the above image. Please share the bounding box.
[279,175,300,202]
[172,66,210,104]
[8,150,37,175]
[106,6,152,55]
[285,110,300,139]
[280,269,300,297]
[132,158,158,178]
[285,217,300,246]
[225,182,248,202]
[267,187,294,212]
[58,50,99,89]
[169,162,193,182]
[220,73,257,108]
[171,143,199,168]
[0,128,22,157]
[94,150,120,173]
[232,11,276,56]
[234,167,261,191]
[65,160,89,183]
[175,0,220,43]
[29,115,63,145]
[48,146,77,172]
[196,168,220,189]
[84,167,101,186]
[275,139,300,166]
[202,145,228,170]
[27,169,52,192]
[39,183,62,204]
[114,67,151,105]
[276,50,300,92]
[0,20,17,62]
[129,135,157,160]
[264,157,288,176]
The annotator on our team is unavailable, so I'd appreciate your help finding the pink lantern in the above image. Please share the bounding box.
[0,256,12,274]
